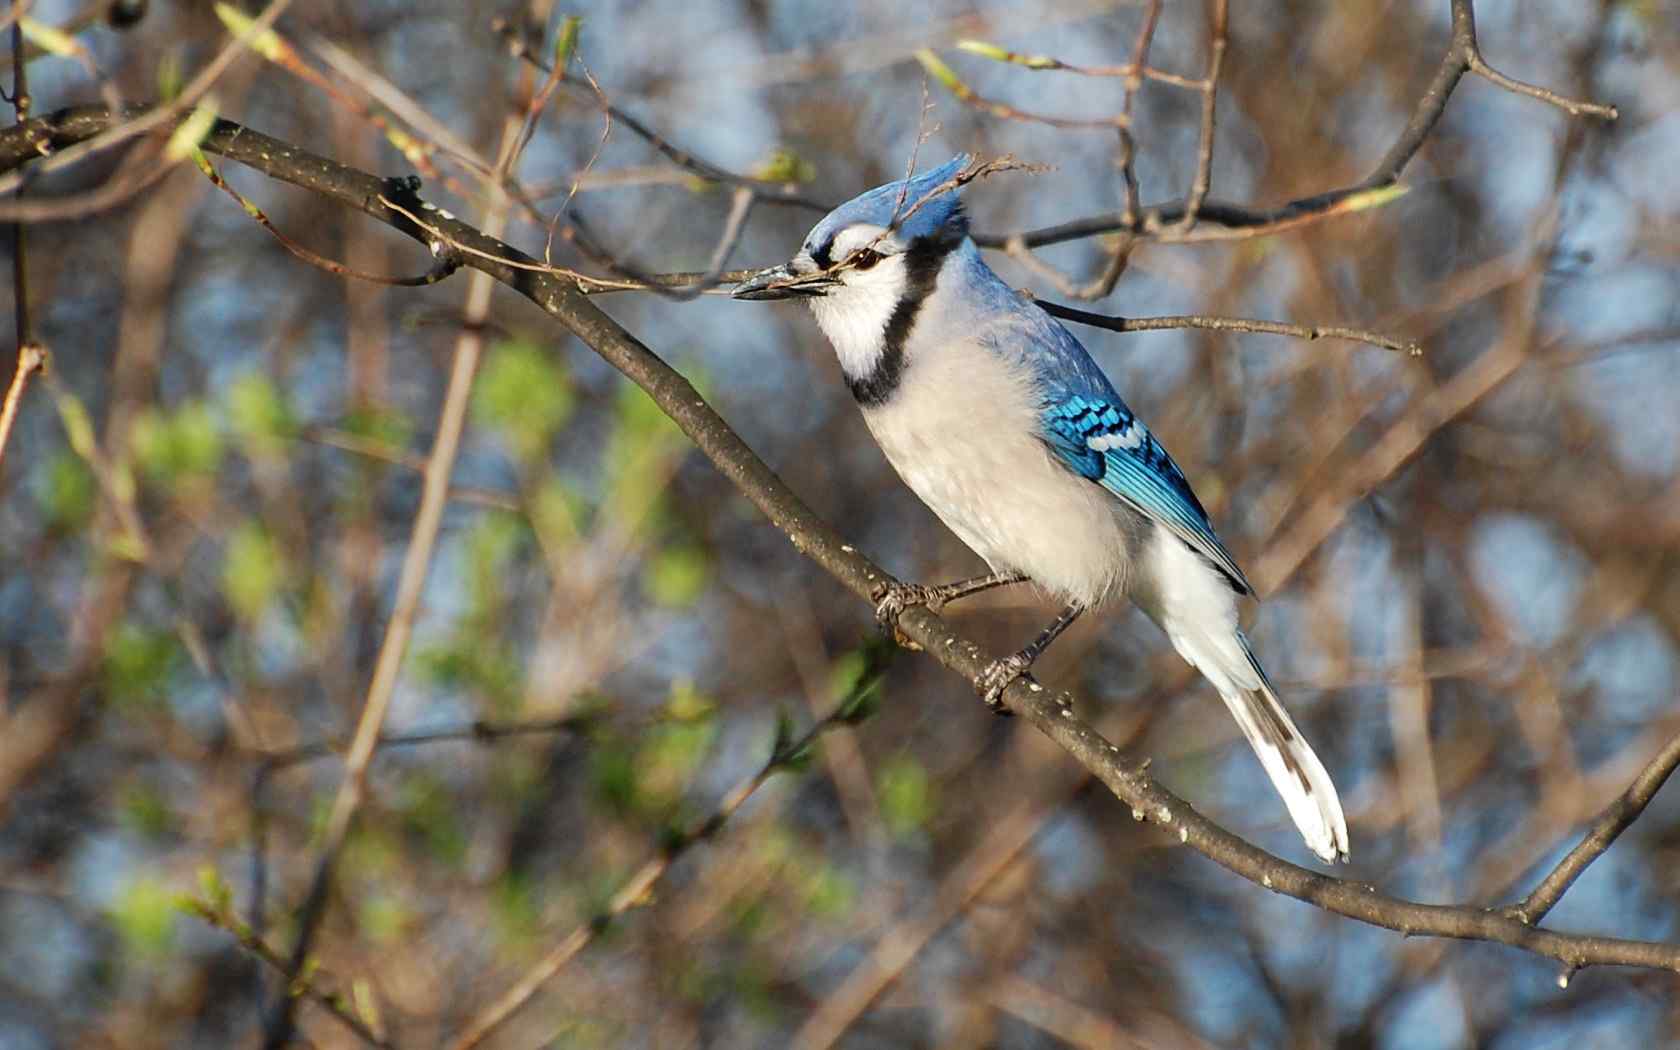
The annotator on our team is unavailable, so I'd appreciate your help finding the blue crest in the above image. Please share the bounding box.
[804,155,972,261]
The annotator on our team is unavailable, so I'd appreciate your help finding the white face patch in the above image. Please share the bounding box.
[827,223,908,263]
[1087,424,1147,452]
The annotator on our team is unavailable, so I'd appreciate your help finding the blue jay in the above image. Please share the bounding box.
[734,156,1348,863]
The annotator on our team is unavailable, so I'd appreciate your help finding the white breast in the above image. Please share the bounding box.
[860,339,1137,609]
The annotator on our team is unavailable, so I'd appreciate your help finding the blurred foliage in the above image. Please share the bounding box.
[35,450,95,530]
[222,519,287,622]
[130,401,223,485]
[103,622,182,710]
[118,782,177,841]
[876,755,935,839]
[473,339,574,465]
[110,877,179,961]
[227,372,297,456]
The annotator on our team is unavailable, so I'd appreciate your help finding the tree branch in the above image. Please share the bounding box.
[1506,727,1680,926]
[4,108,1673,1015]
[1036,298,1421,356]
[971,0,1617,251]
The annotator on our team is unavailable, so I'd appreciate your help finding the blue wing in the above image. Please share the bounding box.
[964,264,1252,594]
[1041,393,1252,594]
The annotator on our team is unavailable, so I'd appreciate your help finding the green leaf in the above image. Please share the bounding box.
[36,451,95,530]
[165,101,219,164]
[914,49,971,99]
[639,720,716,805]
[111,877,178,959]
[831,638,892,725]
[753,148,816,185]
[491,871,542,948]
[955,39,1061,70]
[119,783,176,840]
[590,737,640,815]
[399,773,467,864]
[156,50,184,102]
[341,402,413,449]
[801,862,856,918]
[228,372,296,454]
[666,680,713,722]
[53,387,98,462]
[1337,183,1409,213]
[132,401,224,484]
[877,756,934,838]
[644,543,709,608]
[104,622,181,709]
[213,3,287,61]
[552,14,582,69]
[465,511,525,621]
[529,474,583,549]
[223,520,286,621]
[18,16,79,58]
[197,865,233,916]
[473,340,573,463]
[360,894,411,946]
[415,637,522,713]
[769,709,815,773]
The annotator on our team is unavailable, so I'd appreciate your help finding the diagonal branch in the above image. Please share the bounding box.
[4,108,1674,1004]
[1506,728,1680,926]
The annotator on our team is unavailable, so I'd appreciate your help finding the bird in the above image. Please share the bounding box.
[733,155,1349,864]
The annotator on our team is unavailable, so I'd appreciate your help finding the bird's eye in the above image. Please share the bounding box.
[850,249,884,271]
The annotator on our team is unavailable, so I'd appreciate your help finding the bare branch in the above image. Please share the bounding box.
[1036,299,1422,356]
[7,108,1673,1012]
[972,0,1617,252]
[1506,728,1680,925]
[0,341,45,476]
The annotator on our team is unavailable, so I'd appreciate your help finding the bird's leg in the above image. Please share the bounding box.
[977,603,1084,710]
[872,570,1029,630]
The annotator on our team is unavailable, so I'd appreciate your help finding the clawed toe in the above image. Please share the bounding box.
[873,582,924,627]
[977,652,1034,711]
[872,581,934,648]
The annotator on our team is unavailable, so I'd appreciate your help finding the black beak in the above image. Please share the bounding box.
[731,263,836,301]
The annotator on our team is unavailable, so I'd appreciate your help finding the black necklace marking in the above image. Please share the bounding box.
[849,231,960,406]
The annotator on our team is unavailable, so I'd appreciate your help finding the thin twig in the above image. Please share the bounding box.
[254,713,595,775]
[446,656,889,1050]
[0,0,298,206]
[0,341,45,474]
[562,184,756,302]
[1172,0,1228,235]
[183,895,393,1050]
[495,16,829,211]
[1036,298,1421,356]
[1507,728,1680,925]
[9,0,29,344]
[953,37,1202,89]
[916,48,1130,130]
[0,0,39,482]
[258,92,528,1050]
[195,151,458,286]
[972,0,1616,252]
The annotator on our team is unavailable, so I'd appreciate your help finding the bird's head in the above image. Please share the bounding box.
[733,155,973,398]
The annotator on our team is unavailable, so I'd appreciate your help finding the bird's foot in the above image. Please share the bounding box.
[872,581,937,648]
[873,581,938,626]
[976,651,1035,714]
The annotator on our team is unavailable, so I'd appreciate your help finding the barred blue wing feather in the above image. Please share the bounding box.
[1041,396,1253,595]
